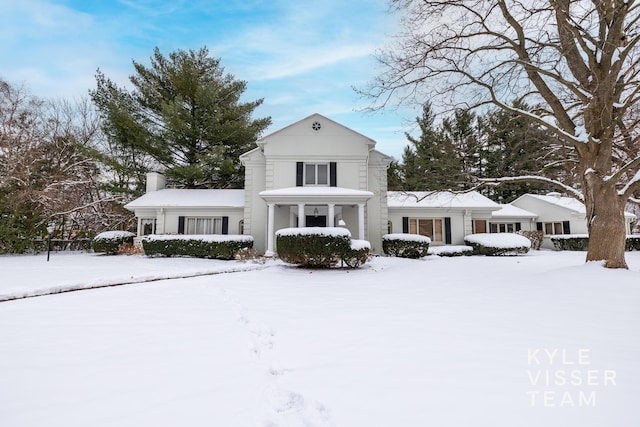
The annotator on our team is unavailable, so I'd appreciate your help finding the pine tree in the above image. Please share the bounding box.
[401,103,462,191]
[91,46,271,190]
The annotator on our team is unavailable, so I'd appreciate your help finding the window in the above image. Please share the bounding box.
[186,217,223,235]
[473,220,487,234]
[409,218,444,242]
[489,223,516,233]
[141,218,155,235]
[544,222,564,235]
[304,163,328,185]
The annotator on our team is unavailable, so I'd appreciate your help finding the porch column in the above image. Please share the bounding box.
[328,203,335,227]
[298,203,305,227]
[137,217,142,237]
[265,203,275,257]
[358,203,365,240]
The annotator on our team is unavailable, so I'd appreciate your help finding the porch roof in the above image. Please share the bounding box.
[259,186,373,203]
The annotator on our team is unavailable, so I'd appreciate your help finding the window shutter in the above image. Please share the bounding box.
[178,216,185,234]
[296,162,304,187]
[536,222,543,231]
[515,222,522,231]
[222,216,229,235]
[562,221,571,234]
[330,162,337,187]
[444,217,452,244]
[402,217,409,233]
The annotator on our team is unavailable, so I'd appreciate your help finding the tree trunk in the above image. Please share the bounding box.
[583,180,628,269]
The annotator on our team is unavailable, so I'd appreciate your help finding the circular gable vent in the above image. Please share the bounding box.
[311,121,322,132]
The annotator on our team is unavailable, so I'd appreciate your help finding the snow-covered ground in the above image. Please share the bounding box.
[1,250,639,426]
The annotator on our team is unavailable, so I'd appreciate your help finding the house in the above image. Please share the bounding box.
[126,114,390,254]
[125,114,634,254]
[386,191,502,245]
[510,192,636,248]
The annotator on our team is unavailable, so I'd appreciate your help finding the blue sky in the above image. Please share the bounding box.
[0,0,414,159]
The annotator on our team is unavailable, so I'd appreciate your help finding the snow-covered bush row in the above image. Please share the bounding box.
[428,245,473,257]
[382,233,430,259]
[141,234,253,260]
[92,231,136,255]
[550,234,589,251]
[464,233,530,256]
[275,227,370,268]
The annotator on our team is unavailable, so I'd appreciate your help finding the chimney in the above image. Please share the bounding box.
[146,172,166,193]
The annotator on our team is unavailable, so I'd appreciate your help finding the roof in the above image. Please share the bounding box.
[260,186,373,202]
[256,113,376,147]
[519,193,636,219]
[124,189,245,210]
[492,204,538,219]
[387,191,501,210]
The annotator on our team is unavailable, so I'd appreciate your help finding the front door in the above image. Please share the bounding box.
[306,215,327,227]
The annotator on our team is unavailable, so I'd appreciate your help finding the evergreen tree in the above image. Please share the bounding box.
[91,46,271,190]
[401,103,461,191]
[480,103,572,202]
[441,109,481,189]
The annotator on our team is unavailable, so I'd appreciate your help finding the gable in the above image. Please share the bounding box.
[257,113,376,158]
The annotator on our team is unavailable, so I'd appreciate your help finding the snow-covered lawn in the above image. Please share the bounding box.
[1,251,639,426]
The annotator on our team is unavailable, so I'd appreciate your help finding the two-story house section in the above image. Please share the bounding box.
[240,113,392,255]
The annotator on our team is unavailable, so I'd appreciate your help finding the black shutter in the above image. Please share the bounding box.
[515,222,522,231]
[222,216,229,235]
[178,216,185,234]
[296,162,304,186]
[536,222,543,231]
[402,217,409,233]
[562,220,571,234]
[444,217,452,244]
[330,162,337,187]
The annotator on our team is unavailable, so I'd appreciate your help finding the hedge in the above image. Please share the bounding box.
[382,233,430,258]
[276,227,370,268]
[92,231,136,255]
[550,234,640,251]
[464,233,530,256]
[142,234,253,260]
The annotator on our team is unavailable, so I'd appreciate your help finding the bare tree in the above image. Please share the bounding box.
[361,0,640,268]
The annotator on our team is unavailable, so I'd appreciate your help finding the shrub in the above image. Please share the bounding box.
[550,234,589,251]
[428,245,473,257]
[464,233,530,256]
[142,234,253,260]
[515,230,544,250]
[382,233,430,258]
[92,231,136,255]
[276,227,369,268]
[626,235,640,251]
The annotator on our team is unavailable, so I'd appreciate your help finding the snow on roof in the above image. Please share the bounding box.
[387,191,500,210]
[260,187,374,198]
[492,204,538,219]
[124,189,245,209]
[524,193,636,219]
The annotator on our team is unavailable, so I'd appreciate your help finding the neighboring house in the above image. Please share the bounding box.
[386,191,502,245]
[511,192,636,248]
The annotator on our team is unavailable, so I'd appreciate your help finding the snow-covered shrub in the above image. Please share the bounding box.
[92,231,136,255]
[276,227,369,268]
[142,234,253,260]
[550,234,589,251]
[428,245,473,257]
[382,234,430,258]
[464,233,530,256]
[515,230,543,250]
[626,235,640,251]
